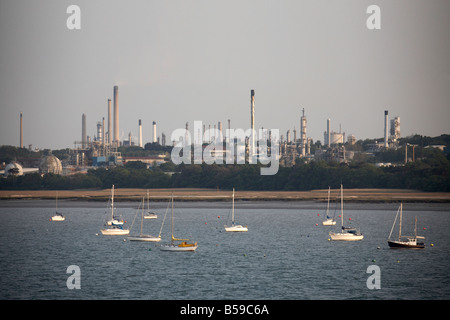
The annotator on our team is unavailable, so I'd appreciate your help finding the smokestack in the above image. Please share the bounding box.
[300,108,307,156]
[96,121,103,143]
[153,121,157,143]
[218,121,222,141]
[82,113,87,149]
[327,118,331,148]
[20,112,23,148]
[107,99,112,145]
[113,86,119,146]
[250,89,255,156]
[384,110,388,148]
[102,117,105,146]
[138,119,143,147]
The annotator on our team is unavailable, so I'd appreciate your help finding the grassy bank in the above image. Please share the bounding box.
[1,188,449,203]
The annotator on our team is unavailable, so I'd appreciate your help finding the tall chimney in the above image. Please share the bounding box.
[218,121,222,141]
[327,118,331,147]
[96,121,103,143]
[113,86,119,146]
[153,121,157,143]
[384,110,388,148]
[250,89,255,156]
[82,113,87,149]
[20,112,23,148]
[107,99,112,145]
[300,108,307,156]
[102,117,105,146]
[138,119,143,147]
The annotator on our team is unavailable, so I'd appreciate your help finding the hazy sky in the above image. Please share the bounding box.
[1,0,449,150]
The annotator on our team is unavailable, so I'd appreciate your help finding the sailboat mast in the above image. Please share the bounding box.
[140,198,144,236]
[171,193,174,244]
[340,184,344,227]
[111,184,115,219]
[414,216,417,239]
[399,202,402,241]
[326,186,330,216]
[232,188,235,224]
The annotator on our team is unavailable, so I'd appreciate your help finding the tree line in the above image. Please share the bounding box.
[1,147,449,192]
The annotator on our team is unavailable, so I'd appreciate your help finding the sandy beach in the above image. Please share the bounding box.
[0,188,449,202]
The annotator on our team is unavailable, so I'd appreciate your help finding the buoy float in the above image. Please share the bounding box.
[349,218,352,221]
[431,243,434,247]
[317,214,320,216]
[218,216,220,219]
[372,259,376,262]
[315,224,318,226]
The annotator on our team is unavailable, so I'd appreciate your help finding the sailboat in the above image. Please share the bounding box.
[101,185,129,236]
[128,197,161,242]
[224,188,248,232]
[388,203,425,249]
[144,190,158,219]
[322,186,336,226]
[329,184,363,241]
[105,185,124,226]
[51,192,65,221]
[160,193,198,252]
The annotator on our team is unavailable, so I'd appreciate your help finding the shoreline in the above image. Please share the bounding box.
[1,188,449,203]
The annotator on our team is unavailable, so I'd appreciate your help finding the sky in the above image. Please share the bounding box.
[0,0,449,150]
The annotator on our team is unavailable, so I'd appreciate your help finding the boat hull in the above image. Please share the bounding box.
[387,240,425,249]
[128,235,161,242]
[322,219,336,226]
[101,228,130,235]
[225,225,248,232]
[160,244,198,252]
[144,215,157,219]
[106,220,124,226]
[329,232,363,241]
[51,216,65,221]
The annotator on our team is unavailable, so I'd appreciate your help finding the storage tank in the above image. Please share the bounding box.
[39,155,62,175]
[4,161,23,177]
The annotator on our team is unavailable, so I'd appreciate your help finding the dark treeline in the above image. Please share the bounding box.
[1,147,449,192]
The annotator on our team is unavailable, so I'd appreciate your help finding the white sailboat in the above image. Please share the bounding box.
[224,188,248,232]
[128,197,161,242]
[329,184,363,241]
[388,203,425,249]
[101,185,129,236]
[322,186,336,226]
[144,190,157,219]
[160,193,198,252]
[51,192,65,221]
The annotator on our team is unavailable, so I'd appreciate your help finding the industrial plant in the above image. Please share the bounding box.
[3,85,411,178]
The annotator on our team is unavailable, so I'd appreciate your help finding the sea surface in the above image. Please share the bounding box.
[0,200,449,300]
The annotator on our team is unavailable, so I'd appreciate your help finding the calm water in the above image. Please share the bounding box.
[0,200,449,300]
